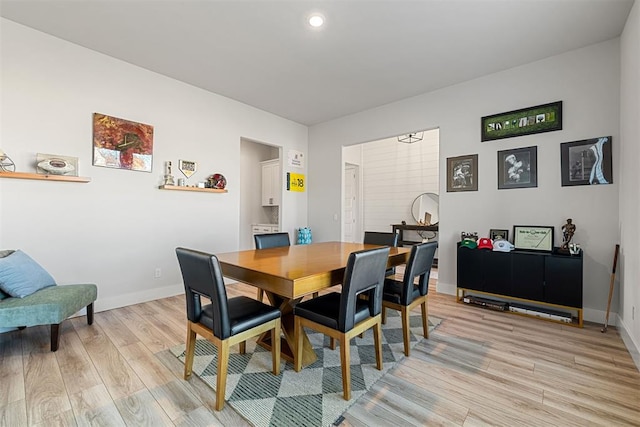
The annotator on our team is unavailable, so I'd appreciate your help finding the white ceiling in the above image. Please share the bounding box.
[0,0,634,126]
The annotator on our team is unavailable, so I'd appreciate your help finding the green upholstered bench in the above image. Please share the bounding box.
[0,250,97,351]
[0,284,97,351]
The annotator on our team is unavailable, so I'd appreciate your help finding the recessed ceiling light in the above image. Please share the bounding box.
[308,14,324,28]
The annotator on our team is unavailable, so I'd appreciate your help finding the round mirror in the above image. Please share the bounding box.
[411,193,439,225]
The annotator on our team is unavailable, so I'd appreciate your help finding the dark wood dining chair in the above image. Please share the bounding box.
[254,232,293,302]
[293,246,390,400]
[176,247,281,411]
[381,241,437,356]
[364,231,399,277]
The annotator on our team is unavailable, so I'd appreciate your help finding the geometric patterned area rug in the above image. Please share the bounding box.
[171,311,441,427]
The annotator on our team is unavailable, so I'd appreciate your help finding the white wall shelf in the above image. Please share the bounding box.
[158,184,228,193]
[0,171,91,183]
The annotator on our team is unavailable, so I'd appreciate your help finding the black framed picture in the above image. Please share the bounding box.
[489,229,509,241]
[560,136,613,186]
[513,225,554,252]
[497,146,537,189]
[481,101,562,142]
[446,154,478,192]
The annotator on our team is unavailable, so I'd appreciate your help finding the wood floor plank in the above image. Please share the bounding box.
[21,326,72,425]
[173,406,226,427]
[117,305,182,353]
[0,399,27,427]
[56,323,102,396]
[94,310,141,349]
[118,342,176,389]
[69,318,146,401]
[68,384,126,426]
[149,379,203,421]
[542,389,640,426]
[154,350,250,426]
[114,389,174,426]
[0,330,25,407]
[30,409,77,427]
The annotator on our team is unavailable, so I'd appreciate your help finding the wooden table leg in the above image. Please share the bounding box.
[256,292,318,367]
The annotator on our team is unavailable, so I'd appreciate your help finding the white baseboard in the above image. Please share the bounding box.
[93,283,184,313]
[617,315,640,372]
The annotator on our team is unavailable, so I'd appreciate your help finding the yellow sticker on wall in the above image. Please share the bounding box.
[287,172,305,192]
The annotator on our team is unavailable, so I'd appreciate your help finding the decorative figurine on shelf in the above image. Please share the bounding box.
[561,218,576,252]
[162,160,175,186]
[207,173,227,189]
[0,149,16,172]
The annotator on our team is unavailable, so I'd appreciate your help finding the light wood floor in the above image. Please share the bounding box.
[1,277,639,426]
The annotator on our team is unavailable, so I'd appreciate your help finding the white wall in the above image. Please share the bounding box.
[309,39,621,325]
[618,0,640,368]
[0,19,308,311]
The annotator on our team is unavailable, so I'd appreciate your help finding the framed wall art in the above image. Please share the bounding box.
[513,225,554,252]
[446,154,478,192]
[92,113,154,172]
[489,229,509,241]
[497,146,537,189]
[560,136,612,186]
[481,101,562,142]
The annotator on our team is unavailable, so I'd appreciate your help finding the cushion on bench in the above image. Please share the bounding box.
[0,284,97,328]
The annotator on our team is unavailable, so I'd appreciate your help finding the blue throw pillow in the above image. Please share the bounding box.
[0,250,57,298]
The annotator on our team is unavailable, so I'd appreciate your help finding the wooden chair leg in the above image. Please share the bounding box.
[239,341,246,354]
[401,306,411,357]
[340,335,351,400]
[373,320,383,370]
[329,337,336,350]
[272,318,281,375]
[215,340,230,411]
[381,306,387,324]
[184,324,197,380]
[294,317,303,372]
[257,289,264,302]
[312,292,319,298]
[87,303,94,325]
[421,299,429,339]
[51,323,61,352]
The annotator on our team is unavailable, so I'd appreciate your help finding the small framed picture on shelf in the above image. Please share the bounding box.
[489,229,509,241]
[513,225,554,252]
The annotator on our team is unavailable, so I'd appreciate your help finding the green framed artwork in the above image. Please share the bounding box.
[481,101,562,142]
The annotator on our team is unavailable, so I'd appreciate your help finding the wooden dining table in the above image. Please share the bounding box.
[216,241,411,367]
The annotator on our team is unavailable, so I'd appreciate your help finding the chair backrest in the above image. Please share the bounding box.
[176,247,231,339]
[363,231,399,247]
[339,246,390,332]
[254,232,290,249]
[399,241,438,304]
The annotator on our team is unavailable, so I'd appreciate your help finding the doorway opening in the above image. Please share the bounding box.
[341,128,440,243]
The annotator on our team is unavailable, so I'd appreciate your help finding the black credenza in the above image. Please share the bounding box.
[456,244,583,326]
